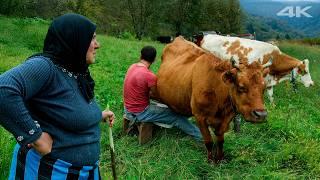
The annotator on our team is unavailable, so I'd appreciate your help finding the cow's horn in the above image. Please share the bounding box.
[231,56,239,68]
[263,57,273,68]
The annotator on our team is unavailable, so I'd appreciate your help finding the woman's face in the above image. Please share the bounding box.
[86,32,100,64]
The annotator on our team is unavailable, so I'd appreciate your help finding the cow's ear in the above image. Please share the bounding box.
[223,68,237,84]
[263,68,270,77]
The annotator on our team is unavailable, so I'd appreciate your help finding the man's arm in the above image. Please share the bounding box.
[150,85,162,102]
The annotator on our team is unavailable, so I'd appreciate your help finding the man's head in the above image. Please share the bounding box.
[141,46,157,63]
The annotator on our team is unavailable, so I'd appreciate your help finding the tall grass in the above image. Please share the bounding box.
[0,16,319,179]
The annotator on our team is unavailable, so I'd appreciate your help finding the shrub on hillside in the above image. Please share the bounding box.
[300,38,320,46]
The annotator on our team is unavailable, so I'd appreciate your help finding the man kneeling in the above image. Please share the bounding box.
[123,46,202,141]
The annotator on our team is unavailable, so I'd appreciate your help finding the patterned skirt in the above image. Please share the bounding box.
[8,144,101,180]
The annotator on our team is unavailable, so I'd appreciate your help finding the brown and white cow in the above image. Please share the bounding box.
[157,37,270,162]
[201,34,314,103]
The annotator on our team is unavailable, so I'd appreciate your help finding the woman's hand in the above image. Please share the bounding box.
[28,132,53,156]
[102,110,115,127]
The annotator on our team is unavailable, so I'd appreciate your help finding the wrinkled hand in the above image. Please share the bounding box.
[102,110,115,127]
[28,132,53,156]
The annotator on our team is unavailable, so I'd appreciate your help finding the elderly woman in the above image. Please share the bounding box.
[0,13,114,179]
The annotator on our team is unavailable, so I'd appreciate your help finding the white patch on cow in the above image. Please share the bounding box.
[201,35,280,102]
[298,59,314,87]
[265,74,277,87]
[201,34,280,64]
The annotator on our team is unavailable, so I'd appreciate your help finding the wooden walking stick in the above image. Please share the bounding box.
[106,104,117,180]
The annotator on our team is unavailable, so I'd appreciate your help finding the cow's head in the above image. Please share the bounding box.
[296,59,314,87]
[222,59,270,123]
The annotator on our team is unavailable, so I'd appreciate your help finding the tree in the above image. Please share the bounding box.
[162,0,204,37]
[0,0,19,15]
[247,23,255,34]
[0,0,245,39]
[201,0,224,32]
[99,0,130,34]
[201,0,244,34]
[125,0,157,40]
[227,0,242,33]
[285,34,291,40]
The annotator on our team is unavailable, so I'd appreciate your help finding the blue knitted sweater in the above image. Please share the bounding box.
[0,56,102,166]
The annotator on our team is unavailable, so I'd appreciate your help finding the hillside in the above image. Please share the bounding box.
[240,0,320,38]
[244,14,305,40]
[0,16,320,179]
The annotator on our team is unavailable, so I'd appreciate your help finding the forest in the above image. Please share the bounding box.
[0,0,243,40]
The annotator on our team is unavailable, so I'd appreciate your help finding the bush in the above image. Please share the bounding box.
[300,38,320,46]
[118,31,136,40]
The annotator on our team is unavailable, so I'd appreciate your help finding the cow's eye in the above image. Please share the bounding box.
[298,69,306,75]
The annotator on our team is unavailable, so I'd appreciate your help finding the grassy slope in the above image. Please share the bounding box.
[0,16,319,179]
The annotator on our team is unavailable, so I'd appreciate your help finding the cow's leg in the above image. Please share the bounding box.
[215,134,225,163]
[196,116,213,162]
[214,116,232,163]
[233,114,241,133]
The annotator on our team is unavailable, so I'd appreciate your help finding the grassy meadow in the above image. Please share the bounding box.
[0,16,319,179]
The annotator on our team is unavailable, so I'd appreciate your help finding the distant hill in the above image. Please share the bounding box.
[244,14,305,41]
[240,0,320,38]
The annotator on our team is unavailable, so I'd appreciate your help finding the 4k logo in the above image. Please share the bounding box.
[277,6,313,18]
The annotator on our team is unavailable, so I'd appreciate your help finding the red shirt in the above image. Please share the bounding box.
[123,64,157,113]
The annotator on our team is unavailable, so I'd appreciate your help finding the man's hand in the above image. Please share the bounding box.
[28,132,53,156]
[150,86,161,101]
[102,110,115,127]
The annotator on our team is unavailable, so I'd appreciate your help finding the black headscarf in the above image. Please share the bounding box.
[41,13,96,102]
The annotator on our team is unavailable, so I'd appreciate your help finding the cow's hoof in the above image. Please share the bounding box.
[207,158,214,163]
[233,124,241,133]
[214,157,224,164]
[207,152,214,163]
[214,152,224,164]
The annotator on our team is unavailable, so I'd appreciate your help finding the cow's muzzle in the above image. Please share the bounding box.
[251,110,267,122]
[309,81,314,87]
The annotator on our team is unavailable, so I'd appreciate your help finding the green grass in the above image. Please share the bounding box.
[0,16,319,179]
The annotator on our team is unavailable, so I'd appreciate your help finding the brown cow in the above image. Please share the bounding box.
[157,37,270,162]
